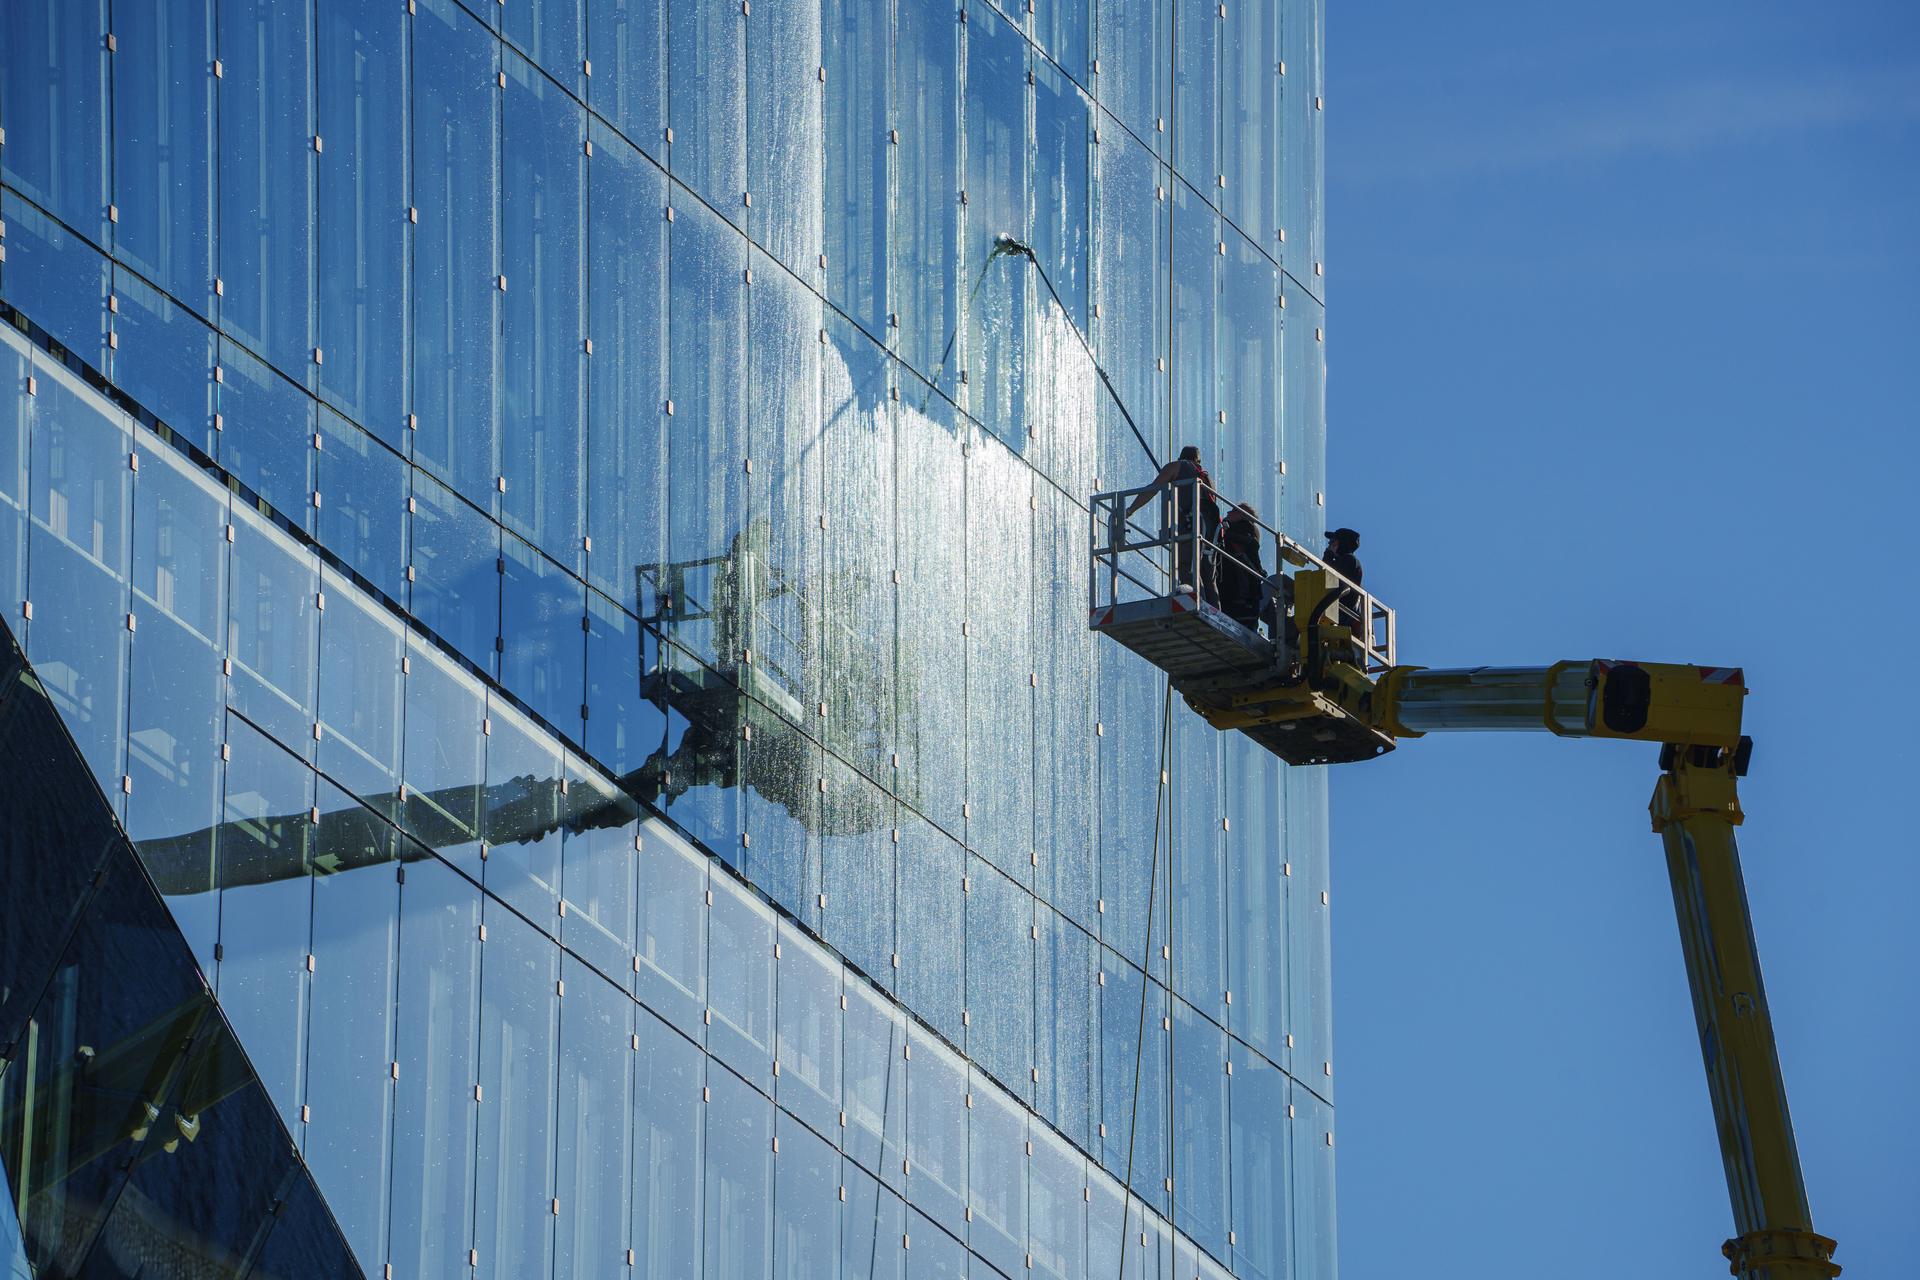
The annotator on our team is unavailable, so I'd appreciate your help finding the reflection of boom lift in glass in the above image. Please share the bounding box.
[1088,480,1839,1279]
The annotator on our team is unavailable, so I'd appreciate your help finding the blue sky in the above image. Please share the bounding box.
[1324,3,1916,1276]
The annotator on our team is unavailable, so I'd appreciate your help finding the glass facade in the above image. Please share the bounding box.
[0,0,1333,1275]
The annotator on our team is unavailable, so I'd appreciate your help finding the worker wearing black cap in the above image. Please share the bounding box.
[1323,528,1362,587]
[1323,528,1366,657]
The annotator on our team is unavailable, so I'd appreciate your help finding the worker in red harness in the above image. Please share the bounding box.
[1126,445,1222,605]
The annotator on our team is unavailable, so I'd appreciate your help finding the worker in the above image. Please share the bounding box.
[1217,503,1266,632]
[1126,445,1221,604]
[1322,527,1366,656]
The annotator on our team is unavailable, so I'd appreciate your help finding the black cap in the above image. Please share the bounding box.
[1324,528,1360,549]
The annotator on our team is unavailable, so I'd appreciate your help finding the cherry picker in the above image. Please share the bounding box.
[1089,479,1839,1279]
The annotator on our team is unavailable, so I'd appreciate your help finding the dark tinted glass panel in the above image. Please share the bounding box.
[407,472,499,675]
[500,53,586,568]
[1,0,110,237]
[583,123,667,605]
[217,339,315,529]
[313,402,412,610]
[2,194,111,370]
[412,0,500,505]
[316,0,408,436]
[111,268,218,453]
[500,533,586,739]
[110,0,216,310]
[217,0,315,382]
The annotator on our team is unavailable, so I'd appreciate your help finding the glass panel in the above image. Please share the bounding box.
[583,121,667,606]
[0,340,21,631]
[663,197,748,674]
[819,759,894,989]
[125,443,227,965]
[891,0,959,392]
[704,1063,773,1280]
[1031,66,1097,491]
[821,0,888,338]
[669,0,747,224]
[1171,998,1228,1255]
[109,267,219,454]
[1033,0,1088,82]
[587,0,666,157]
[114,0,221,313]
[904,1208,965,1279]
[24,356,131,804]
[501,51,587,569]
[773,1114,839,1279]
[746,250,823,719]
[217,338,316,529]
[707,869,776,1087]
[1283,0,1324,275]
[584,586,668,777]
[891,391,964,828]
[1290,1083,1335,1280]
[1226,1040,1286,1280]
[636,820,708,1034]
[740,697,817,917]
[903,1029,965,1235]
[500,531,587,738]
[1035,485,1096,930]
[894,809,963,1045]
[1221,0,1278,242]
[1172,707,1224,1017]
[1029,1125,1087,1280]
[217,0,315,382]
[400,634,487,872]
[474,897,559,1278]
[774,921,841,1139]
[1094,0,1167,160]
[1090,132,1168,490]
[408,470,500,675]
[389,848,482,1280]
[966,1075,1028,1278]
[481,696,565,932]
[1173,0,1219,184]
[214,714,314,1132]
[1,0,109,238]
[964,856,1033,1099]
[1034,908,1094,1149]
[1217,228,1280,539]
[747,0,824,282]
[0,192,111,372]
[226,498,320,754]
[506,0,584,93]
[842,981,906,1192]
[961,2,1028,443]
[1279,277,1323,544]
[632,1007,702,1277]
[317,0,408,436]
[1170,183,1218,476]
[304,783,400,1273]
[412,0,501,506]
[1098,957,1168,1216]
[817,315,893,776]
[964,429,1034,881]
[559,758,642,985]
[247,1171,360,1279]
[315,406,408,600]
[1224,732,1285,1063]
[841,1160,907,1280]
[1285,765,1331,1090]
[317,568,405,815]
[554,956,633,1278]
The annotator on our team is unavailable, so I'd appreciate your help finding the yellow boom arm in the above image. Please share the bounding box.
[1373,661,1837,1278]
